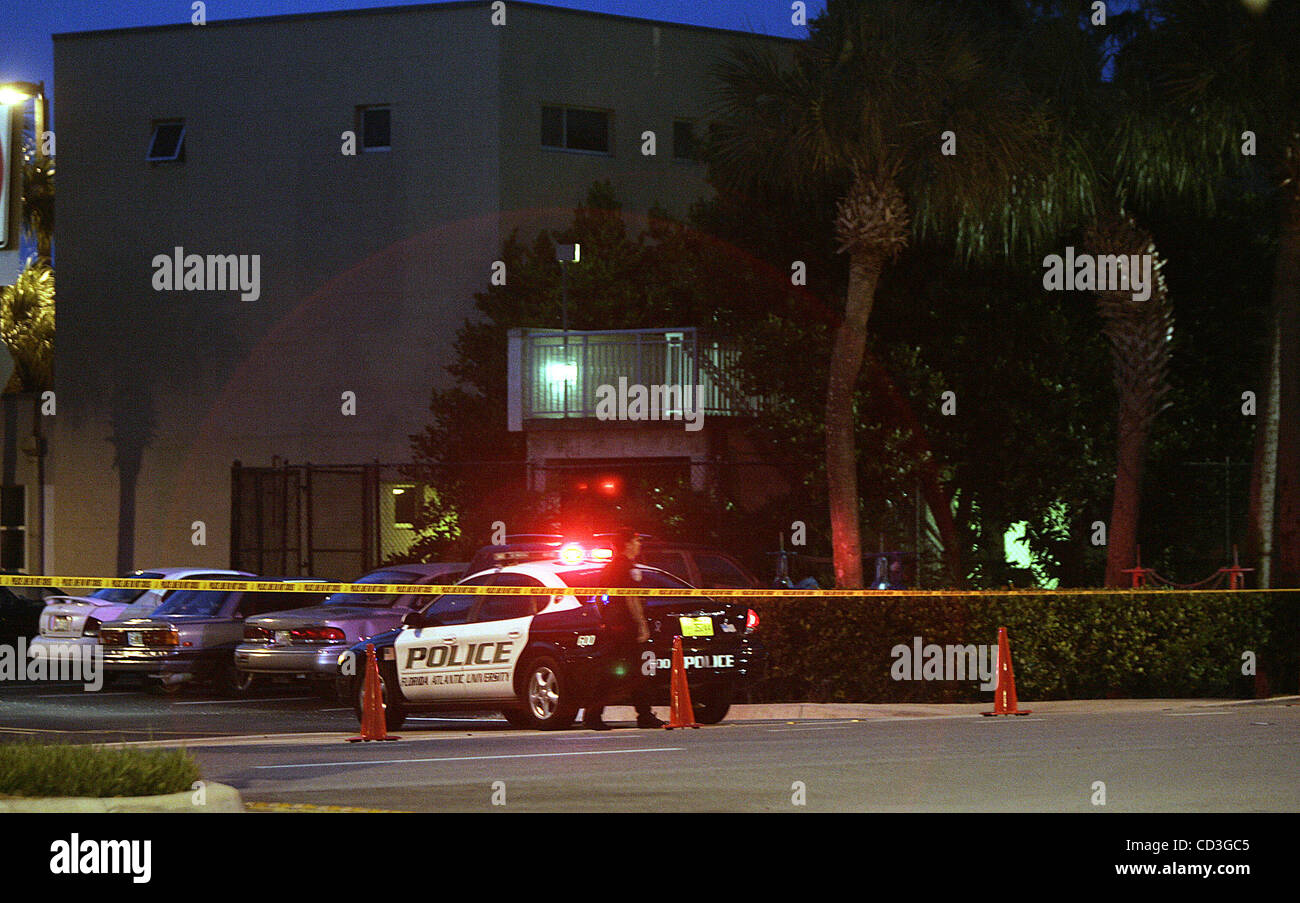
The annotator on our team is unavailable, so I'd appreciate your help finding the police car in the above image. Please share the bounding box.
[340,544,765,730]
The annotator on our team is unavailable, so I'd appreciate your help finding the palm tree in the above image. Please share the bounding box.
[21,150,54,263]
[994,1,1178,586]
[1110,0,1300,586]
[1085,212,1174,585]
[709,0,1065,587]
[0,260,54,393]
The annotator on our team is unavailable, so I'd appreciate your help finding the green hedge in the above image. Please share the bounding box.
[748,591,1294,702]
[0,743,201,799]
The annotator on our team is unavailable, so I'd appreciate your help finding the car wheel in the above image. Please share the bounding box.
[692,685,733,725]
[147,676,186,696]
[353,666,405,731]
[517,655,577,730]
[217,662,257,697]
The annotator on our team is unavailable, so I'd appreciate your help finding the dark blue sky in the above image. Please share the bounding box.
[1,0,825,121]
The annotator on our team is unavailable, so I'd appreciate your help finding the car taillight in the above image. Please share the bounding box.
[243,625,272,642]
[83,617,101,637]
[291,627,346,644]
[745,609,759,631]
[148,629,180,647]
[99,629,123,646]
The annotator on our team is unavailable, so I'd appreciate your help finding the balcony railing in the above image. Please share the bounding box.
[507,327,760,429]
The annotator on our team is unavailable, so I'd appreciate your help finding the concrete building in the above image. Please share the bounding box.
[42,1,790,579]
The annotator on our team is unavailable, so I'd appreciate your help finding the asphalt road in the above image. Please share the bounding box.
[3,682,1296,812]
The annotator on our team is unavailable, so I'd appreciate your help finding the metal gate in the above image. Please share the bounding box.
[230,461,388,580]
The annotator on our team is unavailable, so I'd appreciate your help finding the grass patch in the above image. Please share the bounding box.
[0,742,200,799]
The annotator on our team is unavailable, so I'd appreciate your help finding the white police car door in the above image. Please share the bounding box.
[394,575,492,703]
[455,572,548,701]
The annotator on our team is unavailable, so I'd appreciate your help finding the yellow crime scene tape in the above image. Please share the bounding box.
[0,573,1291,598]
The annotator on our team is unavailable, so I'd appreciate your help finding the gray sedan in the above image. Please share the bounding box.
[234,563,466,700]
[100,578,330,695]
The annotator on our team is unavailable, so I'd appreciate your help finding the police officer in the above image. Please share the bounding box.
[583,528,665,730]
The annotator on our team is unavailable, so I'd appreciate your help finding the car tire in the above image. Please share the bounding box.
[217,662,257,697]
[516,655,578,730]
[353,666,405,731]
[692,684,733,725]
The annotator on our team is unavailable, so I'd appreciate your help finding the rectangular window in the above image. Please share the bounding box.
[541,105,611,154]
[673,119,701,161]
[359,105,391,151]
[390,484,421,528]
[146,120,185,163]
[0,485,24,572]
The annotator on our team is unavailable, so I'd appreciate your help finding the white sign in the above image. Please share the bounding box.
[0,105,11,250]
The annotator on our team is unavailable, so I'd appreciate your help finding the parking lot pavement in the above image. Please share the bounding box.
[3,680,1294,748]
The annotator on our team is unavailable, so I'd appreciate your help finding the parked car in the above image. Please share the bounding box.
[0,581,66,648]
[466,535,761,590]
[99,578,329,695]
[342,546,766,731]
[234,562,467,700]
[613,539,761,590]
[30,568,253,663]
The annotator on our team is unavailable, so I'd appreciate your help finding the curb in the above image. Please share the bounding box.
[0,782,244,813]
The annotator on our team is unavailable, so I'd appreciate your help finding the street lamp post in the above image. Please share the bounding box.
[0,81,48,153]
[555,243,580,416]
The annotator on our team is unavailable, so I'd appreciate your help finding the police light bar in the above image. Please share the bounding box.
[558,543,586,565]
[493,550,555,564]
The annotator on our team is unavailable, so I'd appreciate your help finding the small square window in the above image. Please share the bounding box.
[359,106,391,151]
[1,486,25,527]
[147,120,185,162]
[564,109,609,153]
[541,105,611,155]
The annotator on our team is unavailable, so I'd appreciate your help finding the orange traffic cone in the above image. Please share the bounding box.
[981,626,1032,716]
[347,644,400,741]
[664,636,700,729]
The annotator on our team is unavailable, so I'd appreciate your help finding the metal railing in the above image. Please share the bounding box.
[508,327,760,425]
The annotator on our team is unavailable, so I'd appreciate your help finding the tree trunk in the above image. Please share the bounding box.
[826,249,886,589]
[1104,415,1148,586]
[1271,201,1300,588]
[1248,190,1300,587]
[1249,320,1281,587]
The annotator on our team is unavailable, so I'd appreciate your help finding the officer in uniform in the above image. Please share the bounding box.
[583,528,665,730]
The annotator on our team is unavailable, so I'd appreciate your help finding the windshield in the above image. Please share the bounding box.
[83,571,165,606]
[149,589,230,617]
[323,569,422,607]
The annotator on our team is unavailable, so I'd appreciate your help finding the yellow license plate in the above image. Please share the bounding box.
[679,616,713,637]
